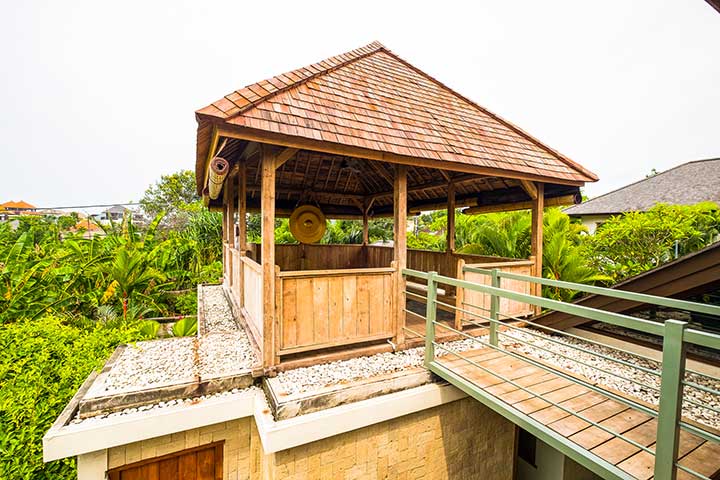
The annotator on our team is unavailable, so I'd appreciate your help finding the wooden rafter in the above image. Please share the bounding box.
[274,147,299,169]
[520,180,538,200]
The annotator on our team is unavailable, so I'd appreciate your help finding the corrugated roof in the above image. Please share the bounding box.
[565,158,720,216]
[195,41,596,191]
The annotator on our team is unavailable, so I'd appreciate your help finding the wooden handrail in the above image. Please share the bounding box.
[277,267,395,278]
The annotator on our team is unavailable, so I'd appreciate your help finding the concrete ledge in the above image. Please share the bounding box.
[78,372,254,418]
[254,382,466,454]
[264,367,434,420]
[44,380,467,463]
[43,388,256,462]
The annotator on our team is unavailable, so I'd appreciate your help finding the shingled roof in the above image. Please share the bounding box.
[195,41,596,193]
[565,158,720,216]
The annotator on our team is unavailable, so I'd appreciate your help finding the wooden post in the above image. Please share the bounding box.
[362,205,369,246]
[261,146,277,370]
[237,160,247,252]
[446,182,455,253]
[237,161,247,308]
[530,182,544,315]
[225,174,235,287]
[393,165,407,346]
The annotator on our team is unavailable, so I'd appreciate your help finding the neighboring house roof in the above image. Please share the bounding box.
[196,41,597,193]
[1,200,36,210]
[564,158,720,216]
[104,205,128,214]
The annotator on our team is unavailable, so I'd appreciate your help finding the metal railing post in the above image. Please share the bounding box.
[654,319,687,480]
[425,271,438,367]
[489,268,500,346]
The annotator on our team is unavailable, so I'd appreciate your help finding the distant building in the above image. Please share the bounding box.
[564,158,720,233]
[98,205,128,222]
[1,200,36,215]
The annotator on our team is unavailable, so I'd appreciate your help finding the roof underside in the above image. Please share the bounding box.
[565,158,720,216]
[194,41,596,213]
[204,141,579,217]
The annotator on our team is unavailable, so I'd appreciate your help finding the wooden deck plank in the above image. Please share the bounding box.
[434,346,720,480]
[484,372,558,396]
[590,419,657,466]
[676,441,720,480]
[570,408,653,450]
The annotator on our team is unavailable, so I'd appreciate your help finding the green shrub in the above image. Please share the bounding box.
[171,317,197,337]
[0,317,144,479]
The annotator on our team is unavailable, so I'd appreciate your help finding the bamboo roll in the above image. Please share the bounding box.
[208,157,230,200]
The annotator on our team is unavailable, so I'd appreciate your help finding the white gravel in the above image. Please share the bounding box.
[276,337,483,396]
[275,325,719,430]
[87,285,256,397]
[592,322,720,362]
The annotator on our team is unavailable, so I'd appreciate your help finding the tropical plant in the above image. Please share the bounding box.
[171,317,198,337]
[584,202,720,281]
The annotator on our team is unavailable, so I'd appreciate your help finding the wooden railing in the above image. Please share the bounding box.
[241,255,263,342]
[455,259,535,326]
[274,267,396,356]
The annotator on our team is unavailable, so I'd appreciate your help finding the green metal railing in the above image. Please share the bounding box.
[404,267,720,480]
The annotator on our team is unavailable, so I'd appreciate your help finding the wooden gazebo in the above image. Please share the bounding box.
[194,42,597,373]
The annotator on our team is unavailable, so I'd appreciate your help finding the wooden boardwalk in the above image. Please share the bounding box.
[435,348,720,480]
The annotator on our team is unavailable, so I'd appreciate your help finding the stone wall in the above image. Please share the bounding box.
[107,398,516,480]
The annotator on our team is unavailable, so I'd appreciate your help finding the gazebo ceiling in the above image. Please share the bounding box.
[195,41,596,216]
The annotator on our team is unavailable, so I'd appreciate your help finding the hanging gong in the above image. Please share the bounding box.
[289,205,326,244]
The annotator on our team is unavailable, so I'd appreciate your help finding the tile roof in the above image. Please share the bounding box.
[565,158,720,216]
[196,41,596,185]
[1,200,35,210]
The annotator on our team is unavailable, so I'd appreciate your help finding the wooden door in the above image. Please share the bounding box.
[108,441,223,480]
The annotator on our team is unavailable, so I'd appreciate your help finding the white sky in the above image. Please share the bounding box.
[1,0,718,209]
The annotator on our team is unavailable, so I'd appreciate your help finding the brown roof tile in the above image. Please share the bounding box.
[196,41,596,183]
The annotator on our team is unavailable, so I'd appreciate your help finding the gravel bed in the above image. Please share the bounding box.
[89,285,256,397]
[591,322,720,362]
[201,285,239,333]
[276,326,719,430]
[92,337,197,396]
[199,332,256,378]
[276,337,483,396]
[502,328,720,430]
[70,386,259,426]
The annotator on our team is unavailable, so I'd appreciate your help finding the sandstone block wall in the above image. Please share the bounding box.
[107,398,516,480]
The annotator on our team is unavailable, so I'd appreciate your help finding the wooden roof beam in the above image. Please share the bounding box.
[214,126,587,187]
[464,194,578,215]
[520,180,538,200]
[369,173,484,201]
[274,147,300,169]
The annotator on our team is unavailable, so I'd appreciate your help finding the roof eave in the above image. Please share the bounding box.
[209,123,591,186]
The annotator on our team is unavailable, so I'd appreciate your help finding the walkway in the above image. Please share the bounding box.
[434,347,719,480]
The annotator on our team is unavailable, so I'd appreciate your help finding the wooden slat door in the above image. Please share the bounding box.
[108,442,223,480]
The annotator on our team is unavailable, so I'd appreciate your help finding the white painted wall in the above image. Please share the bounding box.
[77,449,106,480]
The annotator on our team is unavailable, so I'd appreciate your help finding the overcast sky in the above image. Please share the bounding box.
[1,0,718,210]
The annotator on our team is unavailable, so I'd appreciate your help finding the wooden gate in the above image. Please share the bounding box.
[108,442,223,480]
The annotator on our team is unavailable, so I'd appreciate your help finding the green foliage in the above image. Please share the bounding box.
[140,170,200,228]
[584,202,720,280]
[138,320,160,338]
[171,317,198,337]
[0,210,222,325]
[541,209,612,301]
[455,211,531,258]
[0,317,146,479]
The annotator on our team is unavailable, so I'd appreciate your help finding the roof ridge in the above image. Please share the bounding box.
[565,158,720,212]
[376,46,598,182]
[198,41,386,122]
